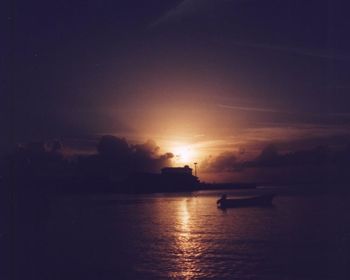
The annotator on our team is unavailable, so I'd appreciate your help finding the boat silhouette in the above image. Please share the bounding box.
[217,193,275,209]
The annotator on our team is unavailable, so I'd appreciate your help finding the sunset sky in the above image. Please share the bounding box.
[3,0,350,180]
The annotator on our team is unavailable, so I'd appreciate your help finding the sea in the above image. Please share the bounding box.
[1,186,350,279]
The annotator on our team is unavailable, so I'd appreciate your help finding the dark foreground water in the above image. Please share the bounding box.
[2,187,350,279]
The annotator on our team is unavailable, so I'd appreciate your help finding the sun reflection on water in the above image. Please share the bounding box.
[169,199,203,279]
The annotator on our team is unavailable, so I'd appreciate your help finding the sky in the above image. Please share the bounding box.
[3,0,350,180]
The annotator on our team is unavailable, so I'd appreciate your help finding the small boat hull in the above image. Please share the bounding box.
[218,194,275,209]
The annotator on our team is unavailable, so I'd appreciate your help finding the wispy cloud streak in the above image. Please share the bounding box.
[232,41,350,61]
[217,104,288,114]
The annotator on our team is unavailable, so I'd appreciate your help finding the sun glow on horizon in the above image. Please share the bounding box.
[172,145,196,165]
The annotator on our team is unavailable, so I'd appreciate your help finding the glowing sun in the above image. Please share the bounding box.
[173,145,195,164]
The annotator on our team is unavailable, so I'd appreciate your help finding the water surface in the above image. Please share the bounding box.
[3,187,350,279]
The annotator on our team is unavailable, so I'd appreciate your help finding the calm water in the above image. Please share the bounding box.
[3,187,350,279]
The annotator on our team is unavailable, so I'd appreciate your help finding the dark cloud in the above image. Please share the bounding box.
[201,152,238,173]
[79,135,174,178]
[246,144,350,169]
[3,136,174,183]
[202,142,350,183]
